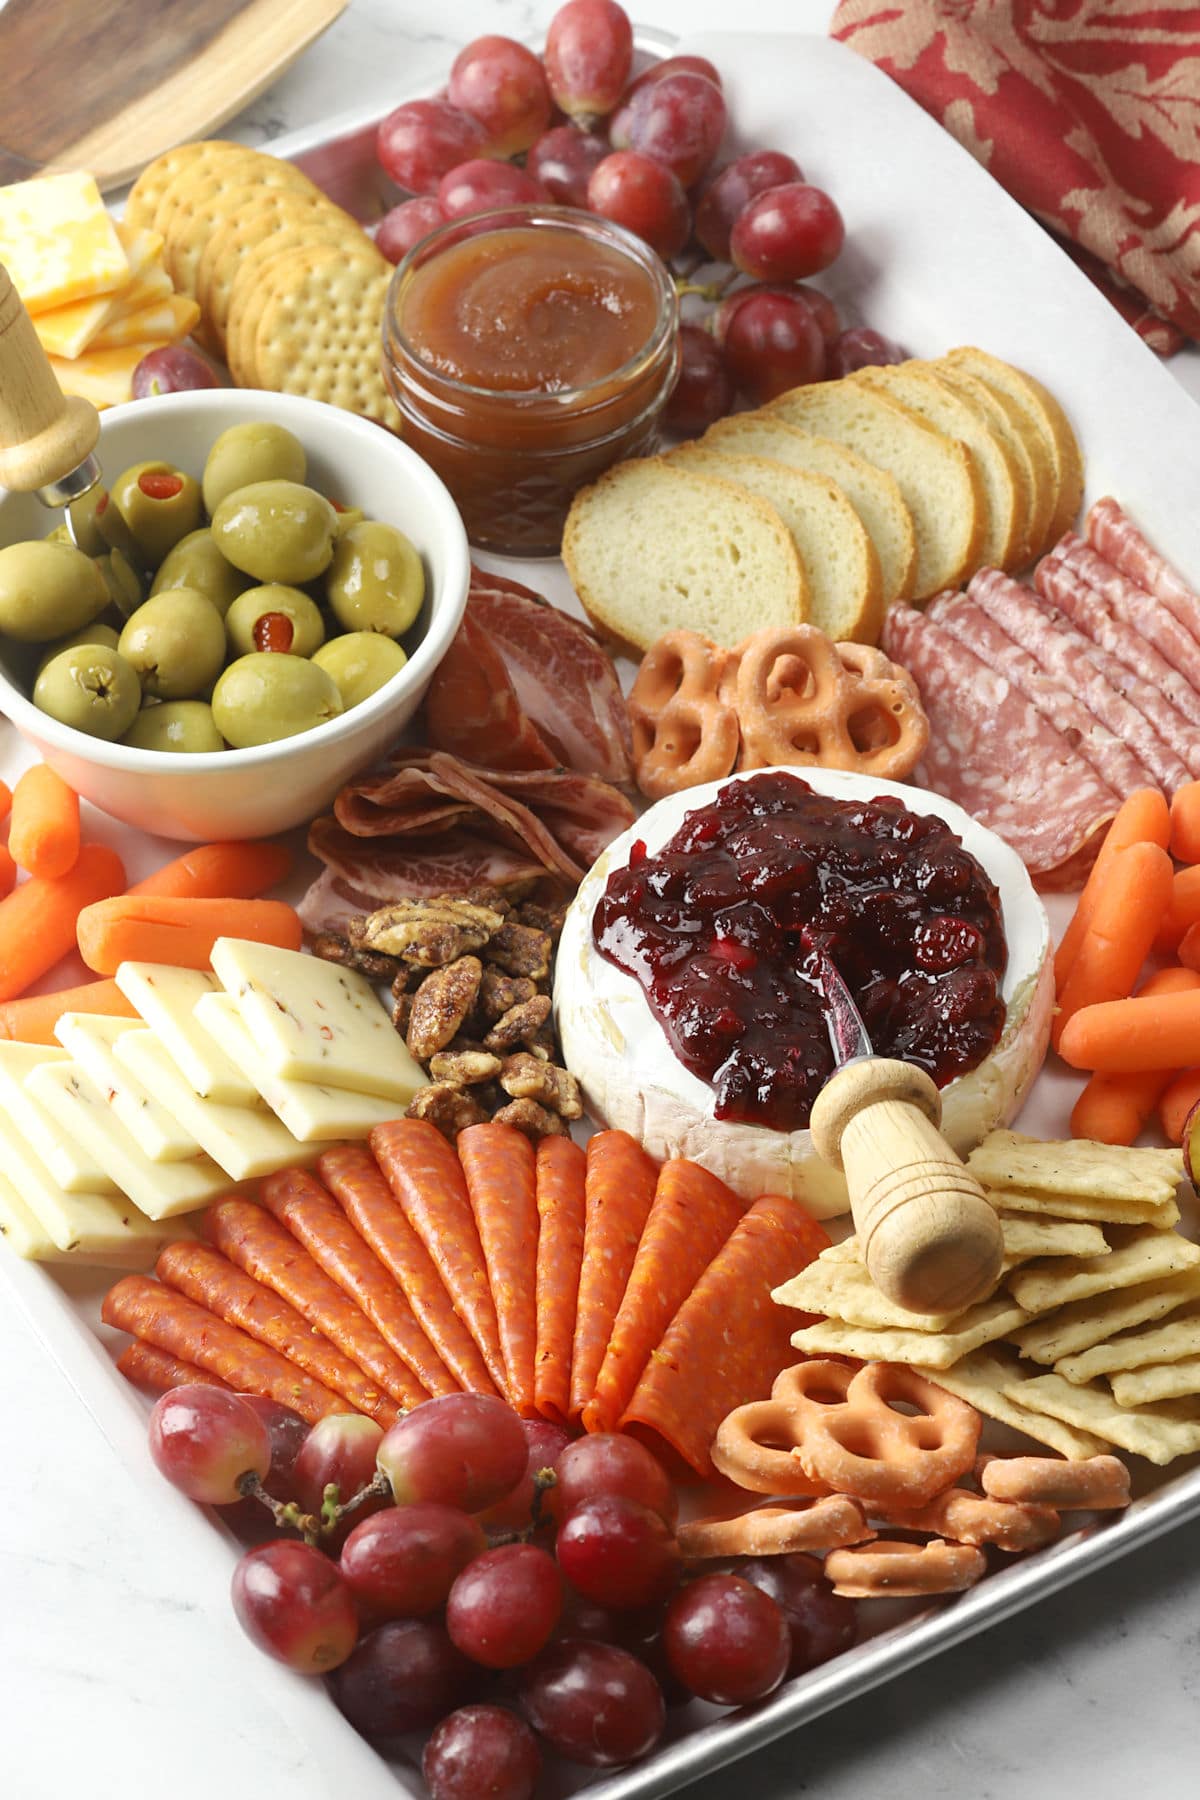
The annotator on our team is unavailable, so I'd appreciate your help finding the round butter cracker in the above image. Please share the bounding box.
[205,201,365,353]
[252,249,400,431]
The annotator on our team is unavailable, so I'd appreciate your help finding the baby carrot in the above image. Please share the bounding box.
[1159,1068,1200,1146]
[1177,920,1200,973]
[1053,788,1170,994]
[8,764,80,880]
[1170,781,1200,864]
[0,843,126,1002]
[76,895,302,974]
[126,839,293,901]
[0,778,11,823]
[1051,840,1173,1051]
[1154,865,1200,954]
[0,846,15,902]
[1069,967,1200,1144]
[1060,988,1200,1072]
[0,977,137,1043]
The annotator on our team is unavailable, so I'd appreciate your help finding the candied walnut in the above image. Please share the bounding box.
[477,965,538,1024]
[428,1048,503,1087]
[483,993,552,1053]
[492,1098,570,1139]
[459,884,513,916]
[311,932,404,983]
[499,1052,582,1119]
[514,896,569,941]
[391,990,413,1035]
[524,1022,559,1063]
[486,920,553,980]
[407,956,483,1060]
[359,897,505,966]
[407,1082,490,1139]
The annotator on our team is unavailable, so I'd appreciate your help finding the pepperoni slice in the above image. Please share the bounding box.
[533,1136,587,1424]
[568,1130,659,1423]
[116,1340,229,1396]
[458,1123,540,1416]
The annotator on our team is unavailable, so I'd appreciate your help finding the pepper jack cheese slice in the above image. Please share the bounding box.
[0,1041,117,1193]
[55,1013,201,1162]
[114,963,259,1105]
[210,938,427,1101]
[0,171,129,312]
[0,1088,168,1260]
[194,991,409,1140]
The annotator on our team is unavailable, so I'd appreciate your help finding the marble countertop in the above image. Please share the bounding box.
[5,1,1200,1795]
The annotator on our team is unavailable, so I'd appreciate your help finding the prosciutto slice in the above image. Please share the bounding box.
[1087,497,1200,646]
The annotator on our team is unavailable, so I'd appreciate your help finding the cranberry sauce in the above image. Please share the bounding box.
[592,772,1007,1132]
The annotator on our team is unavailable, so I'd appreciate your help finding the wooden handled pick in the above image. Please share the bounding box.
[0,262,102,503]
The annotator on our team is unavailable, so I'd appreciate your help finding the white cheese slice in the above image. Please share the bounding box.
[210,937,427,1101]
[114,963,260,1105]
[0,1088,172,1260]
[194,992,407,1141]
[554,767,1053,1218]
[0,1163,173,1267]
[54,1013,202,1162]
[0,1041,118,1193]
[112,1028,315,1181]
[26,1062,230,1220]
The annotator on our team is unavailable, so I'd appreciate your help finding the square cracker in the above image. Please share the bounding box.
[1110,1360,1200,1406]
[995,1215,1108,1262]
[772,1256,963,1333]
[967,1131,1183,1205]
[1006,1229,1200,1314]
[1003,1371,1200,1464]
[910,1348,1105,1458]
[1009,1272,1200,1363]
[990,1186,1179,1229]
[1056,1307,1200,1384]
[789,1294,1029,1368]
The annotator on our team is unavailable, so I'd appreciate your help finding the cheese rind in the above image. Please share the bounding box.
[0,1041,117,1192]
[114,963,259,1105]
[54,1012,202,1162]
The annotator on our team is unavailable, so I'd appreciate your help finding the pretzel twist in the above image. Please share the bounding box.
[980,1454,1131,1512]
[628,630,740,800]
[825,1538,987,1598]
[678,1495,873,1561]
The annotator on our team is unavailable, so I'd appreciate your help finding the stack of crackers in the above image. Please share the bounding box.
[123,140,400,430]
[774,1131,1200,1467]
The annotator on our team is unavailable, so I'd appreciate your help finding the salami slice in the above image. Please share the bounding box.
[317,1143,493,1397]
[883,605,1120,884]
[101,1274,344,1424]
[568,1130,659,1423]
[369,1119,509,1397]
[1052,533,1200,694]
[259,1165,457,1399]
[1087,497,1200,645]
[619,1194,830,1478]
[457,1123,540,1416]
[116,1340,229,1396]
[533,1136,587,1424]
[582,1159,746,1436]
[155,1241,400,1428]
[204,1197,428,1411]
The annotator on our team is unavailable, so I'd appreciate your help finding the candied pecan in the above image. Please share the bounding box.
[407,956,483,1060]
[460,884,513,916]
[428,1048,503,1087]
[311,932,404,983]
[492,1098,570,1139]
[514,896,569,941]
[358,897,505,966]
[486,920,552,980]
[499,1052,582,1119]
[482,993,552,1053]
[406,1082,490,1139]
[391,990,413,1035]
[477,965,538,1024]
[524,1022,559,1063]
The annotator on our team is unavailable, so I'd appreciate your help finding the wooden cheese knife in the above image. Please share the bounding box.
[0,262,102,517]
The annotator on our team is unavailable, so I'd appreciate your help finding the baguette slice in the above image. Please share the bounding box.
[562,460,806,656]
[930,363,1040,567]
[667,444,883,644]
[942,346,1083,550]
[703,415,917,606]
[768,382,982,599]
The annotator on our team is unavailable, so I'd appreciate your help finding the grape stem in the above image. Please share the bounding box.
[237,1468,391,1546]
[485,1468,559,1548]
[675,269,740,304]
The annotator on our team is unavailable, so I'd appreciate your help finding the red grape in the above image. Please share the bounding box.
[730,181,845,281]
[609,71,726,188]
[446,1543,562,1669]
[555,1590,663,1646]
[477,1417,571,1533]
[718,288,826,402]
[526,124,609,209]
[551,1432,677,1528]
[587,151,690,258]
[448,36,551,158]
[231,1540,358,1673]
[792,283,840,346]
[376,195,446,264]
[556,1496,681,1609]
[423,1705,541,1800]
[292,1414,384,1516]
[331,1619,472,1738]
[827,326,906,377]
[664,323,733,435]
[517,1639,665,1766]
[377,98,489,195]
[377,1394,530,1514]
[340,1503,486,1622]
[624,53,723,99]
[663,1573,789,1705]
[544,0,634,120]
[437,159,544,220]
[131,344,221,399]
[148,1386,270,1506]
[694,149,803,262]
[738,1554,857,1676]
[241,1396,309,1501]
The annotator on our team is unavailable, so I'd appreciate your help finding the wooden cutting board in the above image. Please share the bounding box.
[0,0,347,192]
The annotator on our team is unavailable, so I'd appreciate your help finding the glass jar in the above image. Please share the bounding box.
[382,206,680,557]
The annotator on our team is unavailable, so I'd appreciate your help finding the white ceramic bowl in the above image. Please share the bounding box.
[0,389,470,839]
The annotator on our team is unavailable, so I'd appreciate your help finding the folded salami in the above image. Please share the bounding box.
[1087,497,1200,646]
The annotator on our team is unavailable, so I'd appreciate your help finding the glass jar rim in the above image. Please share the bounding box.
[384,203,679,409]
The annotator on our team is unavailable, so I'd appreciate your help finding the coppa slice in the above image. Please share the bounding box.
[114,963,258,1105]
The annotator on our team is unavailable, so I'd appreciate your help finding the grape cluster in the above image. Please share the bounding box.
[373,0,902,426]
[149,1384,856,1797]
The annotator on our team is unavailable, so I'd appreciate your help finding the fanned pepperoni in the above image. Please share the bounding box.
[116,1340,228,1396]
[457,1123,540,1416]
[568,1131,659,1423]
[619,1194,830,1478]
[533,1136,587,1425]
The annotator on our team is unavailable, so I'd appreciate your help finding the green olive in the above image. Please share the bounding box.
[122,700,224,754]
[0,539,110,642]
[117,589,226,700]
[36,621,121,674]
[211,652,343,747]
[312,631,407,710]
[94,490,141,563]
[150,528,251,618]
[108,462,203,570]
[33,644,141,740]
[331,505,365,539]
[44,523,72,545]
[96,549,144,618]
[202,423,307,515]
[67,486,110,557]
[210,480,337,585]
[224,584,325,659]
[325,521,425,637]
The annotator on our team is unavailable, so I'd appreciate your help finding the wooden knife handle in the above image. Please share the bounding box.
[0,261,99,492]
[810,1058,1003,1315]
